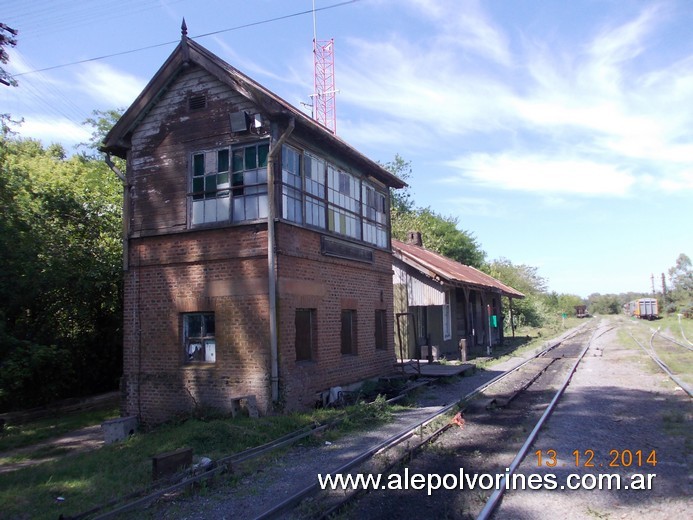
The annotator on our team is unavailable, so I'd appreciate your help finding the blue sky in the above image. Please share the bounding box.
[2,0,691,297]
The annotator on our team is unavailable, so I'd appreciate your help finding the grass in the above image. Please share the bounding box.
[0,399,395,520]
[621,314,693,385]
[471,316,585,371]
[0,407,120,452]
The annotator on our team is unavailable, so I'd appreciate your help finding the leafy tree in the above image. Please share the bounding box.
[587,293,622,315]
[79,108,124,158]
[669,253,692,293]
[381,155,486,267]
[0,129,123,410]
[485,258,550,328]
[0,22,18,87]
[667,253,693,316]
[381,153,414,213]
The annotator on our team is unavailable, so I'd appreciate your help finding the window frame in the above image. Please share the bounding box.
[183,312,216,364]
[189,140,269,226]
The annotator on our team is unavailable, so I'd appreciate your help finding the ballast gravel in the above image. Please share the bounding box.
[146,318,691,519]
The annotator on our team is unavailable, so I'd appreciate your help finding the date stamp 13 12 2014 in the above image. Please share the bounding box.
[534,449,658,468]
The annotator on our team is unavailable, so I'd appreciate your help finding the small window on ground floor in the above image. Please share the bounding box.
[375,309,387,350]
[341,309,357,355]
[183,313,215,363]
[295,308,317,361]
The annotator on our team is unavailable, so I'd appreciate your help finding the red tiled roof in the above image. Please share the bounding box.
[392,239,525,299]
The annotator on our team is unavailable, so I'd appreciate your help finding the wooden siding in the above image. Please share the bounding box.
[128,65,260,237]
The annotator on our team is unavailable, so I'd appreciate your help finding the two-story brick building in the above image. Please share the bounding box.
[102,26,405,424]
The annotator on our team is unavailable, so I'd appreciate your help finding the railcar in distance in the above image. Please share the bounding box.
[626,298,658,320]
[575,305,589,318]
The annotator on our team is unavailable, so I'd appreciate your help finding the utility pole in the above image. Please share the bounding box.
[651,273,655,295]
[661,273,667,299]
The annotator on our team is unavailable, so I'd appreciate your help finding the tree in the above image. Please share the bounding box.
[0,128,123,410]
[0,23,18,87]
[587,293,622,315]
[669,254,693,293]
[79,108,124,158]
[485,258,551,328]
[380,153,414,213]
[667,253,693,316]
[381,155,486,267]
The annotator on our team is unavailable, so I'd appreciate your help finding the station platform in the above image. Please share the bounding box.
[395,360,476,378]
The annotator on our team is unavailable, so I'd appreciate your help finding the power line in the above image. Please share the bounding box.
[12,1,360,78]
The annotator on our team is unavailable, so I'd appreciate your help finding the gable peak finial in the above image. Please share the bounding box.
[181,18,188,38]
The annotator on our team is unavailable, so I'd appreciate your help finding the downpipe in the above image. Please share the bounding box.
[267,117,295,404]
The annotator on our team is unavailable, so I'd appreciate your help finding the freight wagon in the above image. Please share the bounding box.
[626,298,659,320]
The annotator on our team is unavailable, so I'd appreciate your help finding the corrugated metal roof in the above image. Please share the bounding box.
[392,239,525,299]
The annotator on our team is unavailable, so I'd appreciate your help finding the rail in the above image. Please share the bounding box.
[477,325,609,520]
[626,330,692,398]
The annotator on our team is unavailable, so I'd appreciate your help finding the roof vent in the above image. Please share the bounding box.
[189,94,207,111]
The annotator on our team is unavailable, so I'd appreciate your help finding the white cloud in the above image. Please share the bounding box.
[338,2,693,197]
[75,62,146,107]
[445,153,637,196]
[403,0,512,66]
[19,117,91,146]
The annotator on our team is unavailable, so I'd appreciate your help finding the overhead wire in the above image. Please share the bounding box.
[12,0,361,78]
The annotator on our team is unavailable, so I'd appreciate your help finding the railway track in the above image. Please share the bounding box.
[626,325,693,398]
[83,320,628,519]
[246,321,601,519]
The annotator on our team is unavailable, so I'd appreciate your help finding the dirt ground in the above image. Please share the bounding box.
[329,317,691,520]
[495,318,691,519]
[2,318,689,520]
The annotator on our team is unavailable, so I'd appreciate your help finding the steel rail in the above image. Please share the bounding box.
[253,322,595,520]
[83,323,593,520]
[476,325,605,520]
[678,314,693,346]
[652,327,693,352]
[648,331,693,397]
[627,330,692,398]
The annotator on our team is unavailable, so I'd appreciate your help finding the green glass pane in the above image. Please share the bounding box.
[205,175,217,192]
[217,172,229,186]
[258,143,269,167]
[217,149,229,172]
[232,150,244,172]
[193,154,205,176]
[192,177,204,193]
[245,146,257,169]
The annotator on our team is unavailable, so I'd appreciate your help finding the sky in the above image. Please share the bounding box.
[2,0,692,298]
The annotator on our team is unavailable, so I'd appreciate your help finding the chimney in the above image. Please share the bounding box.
[407,231,423,247]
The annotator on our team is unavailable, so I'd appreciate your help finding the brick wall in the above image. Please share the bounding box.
[122,223,397,423]
[122,226,272,424]
[276,223,395,410]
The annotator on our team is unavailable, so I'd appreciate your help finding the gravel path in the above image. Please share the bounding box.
[495,318,692,519]
[146,326,588,519]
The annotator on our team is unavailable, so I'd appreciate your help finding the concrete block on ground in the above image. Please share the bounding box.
[101,416,138,444]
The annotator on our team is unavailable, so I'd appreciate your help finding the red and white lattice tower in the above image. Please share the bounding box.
[312,38,337,134]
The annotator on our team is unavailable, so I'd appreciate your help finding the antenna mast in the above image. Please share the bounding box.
[311,1,337,134]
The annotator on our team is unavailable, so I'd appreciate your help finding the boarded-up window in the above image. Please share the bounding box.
[375,309,387,350]
[295,309,316,361]
[341,309,357,355]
